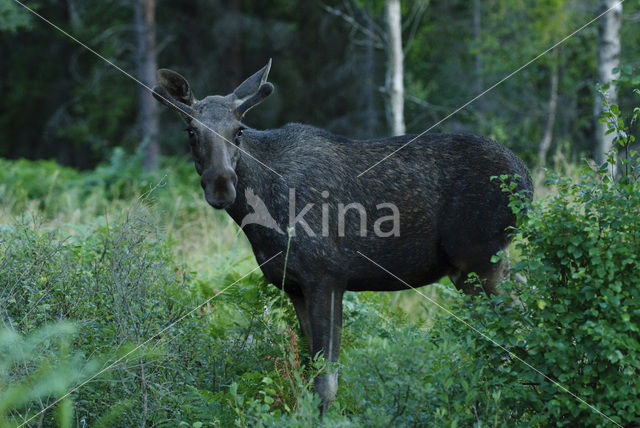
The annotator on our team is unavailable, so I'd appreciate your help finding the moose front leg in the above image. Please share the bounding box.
[305,285,344,414]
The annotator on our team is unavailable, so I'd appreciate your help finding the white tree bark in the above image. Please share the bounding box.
[473,0,483,96]
[594,0,622,174]
[364,11,376,138]
[385,0,405,136]
[539,50,559,166]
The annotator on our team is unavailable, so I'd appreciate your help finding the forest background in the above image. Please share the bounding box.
[1,1,639,427]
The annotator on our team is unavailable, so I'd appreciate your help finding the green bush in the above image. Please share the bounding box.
[0,148,202,221]
[465,100,640,426]
[1,207,248,426]
[0,322,100,428]
[338,311,512,426]
[0,158,81,215]
[499,164,639,425]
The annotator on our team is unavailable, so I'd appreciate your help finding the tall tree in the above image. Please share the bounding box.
[472,0,483,96]
[538,49,559,165]
[364,9,377,138]
[594,0,622,174]
[385,0,405,136]
[134,0,159,170]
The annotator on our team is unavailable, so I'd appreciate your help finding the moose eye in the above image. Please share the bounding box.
[186,128,195,137]
[234,129,243,145]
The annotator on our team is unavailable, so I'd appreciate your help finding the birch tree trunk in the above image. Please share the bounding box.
[538,50,559,166]
[594,0,622,175]
[364,11,376,138]
[135,0,159,170]
[385,0,405,136]
[473,0,483,96]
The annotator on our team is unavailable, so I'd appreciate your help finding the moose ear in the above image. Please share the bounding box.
[233,59,274,118]
[152,69,196,117]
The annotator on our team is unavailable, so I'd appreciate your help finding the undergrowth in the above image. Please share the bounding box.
[1,94,639,426]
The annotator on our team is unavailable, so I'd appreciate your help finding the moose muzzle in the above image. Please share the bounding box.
[201,168,238,209]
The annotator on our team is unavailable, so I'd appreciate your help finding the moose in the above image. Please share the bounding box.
[152,60,533,412]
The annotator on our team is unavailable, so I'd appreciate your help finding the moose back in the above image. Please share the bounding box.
[153,59,533,412]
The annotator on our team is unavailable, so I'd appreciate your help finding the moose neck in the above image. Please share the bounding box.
[224,128,284,226]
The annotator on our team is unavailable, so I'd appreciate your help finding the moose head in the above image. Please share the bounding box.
[152,60,274,209]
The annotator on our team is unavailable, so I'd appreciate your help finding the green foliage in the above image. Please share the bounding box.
[598,86,640,179]
[337,311,513,426]
[1,202,248,426]
[3,94,640,426]
[205,329,328,428]
[485,169,640,424]
[0,1,31,33]
[466,100,640,426]
[0,167,313,426]
[0,158,80,213]
[0,149,202,223]
[0,322,99,428]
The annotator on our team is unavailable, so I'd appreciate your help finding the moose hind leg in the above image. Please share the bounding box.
[480,247,512,295]
[450,247,511,297]
[305,285,344,414]
[449,269,482,296]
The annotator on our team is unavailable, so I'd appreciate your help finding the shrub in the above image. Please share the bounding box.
[0,322,102,428]
[0,205,240,426]
[0,199,315,427]
[469,96,640,426]
[0,149,204,222]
